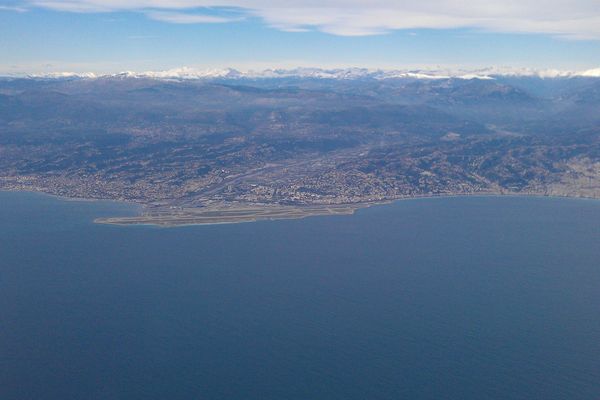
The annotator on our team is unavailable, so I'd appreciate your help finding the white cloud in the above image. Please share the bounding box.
[0,5,28,12]
[146,11,239,24]
[22,0,600,39]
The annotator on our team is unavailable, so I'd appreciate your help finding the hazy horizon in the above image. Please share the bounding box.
[4,64,600,79]
[2,0,600,74]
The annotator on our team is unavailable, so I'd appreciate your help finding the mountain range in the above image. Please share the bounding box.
[14,66,600,81]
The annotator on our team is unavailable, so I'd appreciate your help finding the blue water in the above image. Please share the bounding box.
[1,191,600,400]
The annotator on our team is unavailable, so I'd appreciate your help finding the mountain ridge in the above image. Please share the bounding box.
[7,66,600,81]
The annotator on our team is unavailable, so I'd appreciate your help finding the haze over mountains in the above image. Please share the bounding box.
[1,69,599,223]
[19,66,600,80]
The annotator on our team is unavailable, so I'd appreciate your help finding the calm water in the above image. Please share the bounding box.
[1,191,600,400]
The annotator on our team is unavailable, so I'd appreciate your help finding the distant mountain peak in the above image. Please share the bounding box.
[17,66,600,81]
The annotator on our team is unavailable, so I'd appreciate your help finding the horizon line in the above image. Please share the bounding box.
[3,65,600,80]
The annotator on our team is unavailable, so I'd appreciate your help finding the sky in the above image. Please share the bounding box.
[2,0,600,74]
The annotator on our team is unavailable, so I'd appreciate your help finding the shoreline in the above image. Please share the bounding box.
[0,187,143,208]
[3,188,599,227]
[94,192,600,227]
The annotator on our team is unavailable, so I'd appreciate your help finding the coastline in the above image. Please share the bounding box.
[3,188,599,227]
[0,187,142,207]
[94,191,600,227]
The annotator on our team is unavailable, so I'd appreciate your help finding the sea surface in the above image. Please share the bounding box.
[1,191,600,400]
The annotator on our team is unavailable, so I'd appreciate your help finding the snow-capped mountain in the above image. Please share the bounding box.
[21,66,600,81]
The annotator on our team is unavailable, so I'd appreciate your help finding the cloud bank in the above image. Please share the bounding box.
[23,0,600,39]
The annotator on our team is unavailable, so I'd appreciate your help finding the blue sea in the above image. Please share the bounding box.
[1,191,600,400]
